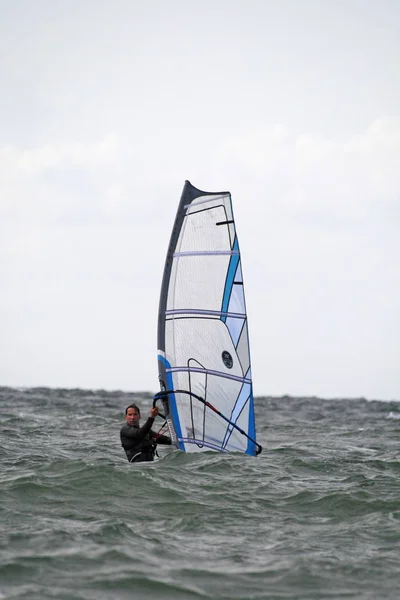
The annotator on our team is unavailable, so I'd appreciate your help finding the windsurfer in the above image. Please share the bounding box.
[120,403,171,463]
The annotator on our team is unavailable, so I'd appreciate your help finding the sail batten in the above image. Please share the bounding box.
[166,309,246,319]
[165,366,251,384]
[157,180,258,455]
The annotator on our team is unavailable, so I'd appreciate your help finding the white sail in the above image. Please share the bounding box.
[157,181,259,455]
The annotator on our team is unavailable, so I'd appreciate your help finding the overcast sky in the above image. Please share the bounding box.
[1,0,399,399]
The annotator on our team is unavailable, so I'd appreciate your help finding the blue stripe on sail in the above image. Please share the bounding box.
[245,388,256,455]
[221,237,240,324]
[243,367,256,455]
[221,367,256,456]
[225,316,245,347]
[157,354,185,451]
[222,381,251,449]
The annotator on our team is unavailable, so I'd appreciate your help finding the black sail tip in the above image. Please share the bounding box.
[183,180,230,201]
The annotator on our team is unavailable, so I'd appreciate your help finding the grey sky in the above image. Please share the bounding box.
[1,0,399,399]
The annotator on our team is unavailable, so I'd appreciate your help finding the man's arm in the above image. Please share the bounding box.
[152,433,172,445]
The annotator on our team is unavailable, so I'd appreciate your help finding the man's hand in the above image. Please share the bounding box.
[150,407,159,419]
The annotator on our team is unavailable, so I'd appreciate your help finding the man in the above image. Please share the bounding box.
[120,403,171,463]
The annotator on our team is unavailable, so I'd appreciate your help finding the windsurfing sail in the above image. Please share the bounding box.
[157,181,260,455]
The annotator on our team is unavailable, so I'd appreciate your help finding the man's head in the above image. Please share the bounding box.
[125,403,141,426]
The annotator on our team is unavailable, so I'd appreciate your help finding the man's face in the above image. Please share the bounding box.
[126,407,140,426]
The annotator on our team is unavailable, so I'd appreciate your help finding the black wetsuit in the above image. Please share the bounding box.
[120,417,171,463]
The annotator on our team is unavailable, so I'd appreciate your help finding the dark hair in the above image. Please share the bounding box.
[125,403,141,416]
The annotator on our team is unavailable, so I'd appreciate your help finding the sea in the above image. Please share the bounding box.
[1,387,399,600]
